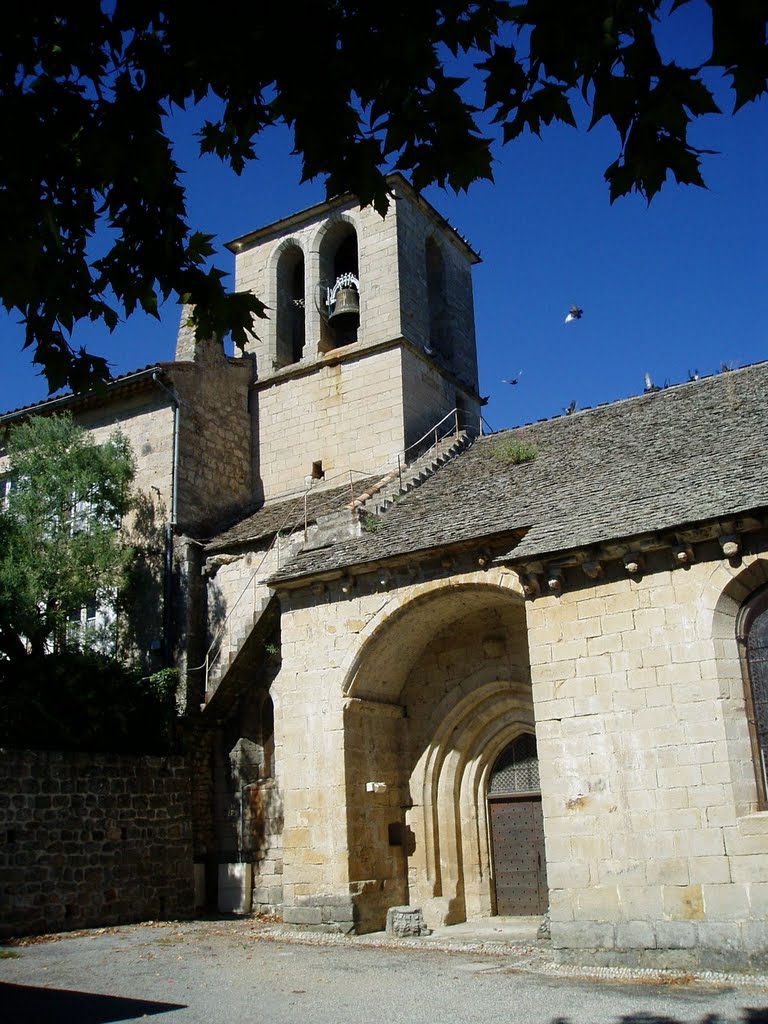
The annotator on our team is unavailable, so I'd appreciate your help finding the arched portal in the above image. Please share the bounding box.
[487,734,548,915]
[342,577,537,932]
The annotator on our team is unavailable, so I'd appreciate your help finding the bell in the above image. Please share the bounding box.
[329,286,360,329]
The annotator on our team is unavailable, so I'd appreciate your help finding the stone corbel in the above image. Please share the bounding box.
[545,566,564,594]
[719,533,741,559]
[582,559,604,580]
[623,551,644,575]
[672,543,695,567]
[518,571,541,598]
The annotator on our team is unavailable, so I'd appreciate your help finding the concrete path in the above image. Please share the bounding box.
[2,918,768,1024]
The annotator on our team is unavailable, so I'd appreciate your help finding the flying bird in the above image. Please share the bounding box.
[564,305,583,324]
[502,370,523,385]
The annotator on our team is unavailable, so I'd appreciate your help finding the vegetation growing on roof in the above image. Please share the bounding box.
[362,512,384,533]
[484,436,538,465]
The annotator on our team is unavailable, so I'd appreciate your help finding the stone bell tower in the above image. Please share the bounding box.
[226,173,482,502]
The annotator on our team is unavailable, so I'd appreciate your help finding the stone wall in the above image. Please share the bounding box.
[401,347,480,454]
[0,749,193,939]
[271,546,768,962]
[252,347,407,501]
[232,194,401,371]
[169,355,254,531]
[528,549,768,966]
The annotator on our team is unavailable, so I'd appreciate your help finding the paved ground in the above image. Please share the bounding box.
[2,918,768,1024]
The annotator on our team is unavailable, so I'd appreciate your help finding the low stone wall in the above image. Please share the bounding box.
[0,749,194,939]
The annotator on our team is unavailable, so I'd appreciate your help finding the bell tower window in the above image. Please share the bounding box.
[276,244,305,367]
[320,222,360,351]
[426,236,451,361]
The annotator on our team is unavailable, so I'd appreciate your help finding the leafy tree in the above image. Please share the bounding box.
[2,2,765,392]
[0,413,135,661]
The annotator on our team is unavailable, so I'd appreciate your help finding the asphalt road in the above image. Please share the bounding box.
[2,920,768,1024]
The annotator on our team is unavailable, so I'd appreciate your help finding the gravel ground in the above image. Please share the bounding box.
[2,918,768,1024]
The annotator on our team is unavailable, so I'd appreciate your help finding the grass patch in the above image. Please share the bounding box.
[0,949,22,959]
[484,436,538,464]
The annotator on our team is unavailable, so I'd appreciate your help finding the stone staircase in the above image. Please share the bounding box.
[348,429,475,517]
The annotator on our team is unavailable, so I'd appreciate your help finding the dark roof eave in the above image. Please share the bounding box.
[0,364,173,425]
[269,525,530,590]
[495,508,768,571]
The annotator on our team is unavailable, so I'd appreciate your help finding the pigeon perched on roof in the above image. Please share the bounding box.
[564,305,583,323]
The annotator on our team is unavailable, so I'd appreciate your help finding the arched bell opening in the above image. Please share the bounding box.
[425,236,451,362]
[275,245,306,367]
[319,222,360,351]
[342,579,535,932]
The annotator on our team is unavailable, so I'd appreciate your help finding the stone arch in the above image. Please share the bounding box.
[274,242,305,367]
[342,569,524,701]
[264,237,306,368]
[704,557,768,815]
[312,214,361,351]
[425,235,452,361]
[341,573,535,931]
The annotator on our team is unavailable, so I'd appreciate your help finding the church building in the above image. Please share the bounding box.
[2,175,768,968]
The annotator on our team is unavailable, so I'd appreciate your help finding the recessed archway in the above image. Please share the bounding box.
[342,577,536,931]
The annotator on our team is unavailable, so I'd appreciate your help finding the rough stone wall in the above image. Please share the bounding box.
[204,540,294,655]
[253,348,406,500]
[0,749,193,939]
[529,548,768,965]
[168,356,253,531]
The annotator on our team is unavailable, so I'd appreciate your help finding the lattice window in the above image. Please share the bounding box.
[739,586,768,805]
[489,733,540,795]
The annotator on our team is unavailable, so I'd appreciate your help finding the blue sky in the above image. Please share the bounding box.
[1,14,766,432]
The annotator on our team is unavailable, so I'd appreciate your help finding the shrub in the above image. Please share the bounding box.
[0,655,180,754]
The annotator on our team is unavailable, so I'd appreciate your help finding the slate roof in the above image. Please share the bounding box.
[269,361,768,584]
[0,364,170,423]
[205,475,382,552]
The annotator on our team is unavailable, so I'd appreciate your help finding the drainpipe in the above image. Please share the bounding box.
[152,373,180,664]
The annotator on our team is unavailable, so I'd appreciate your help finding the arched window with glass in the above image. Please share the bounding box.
[738,585,768,806]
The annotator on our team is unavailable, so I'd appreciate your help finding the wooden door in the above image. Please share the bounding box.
[489,795,547,915]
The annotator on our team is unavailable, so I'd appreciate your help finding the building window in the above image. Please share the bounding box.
[1,476,17,510]
[275,244,305,367]
[319,222,359,351]
[738,586,768,806]
[426,236,451,361]
[67,597,116,655]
